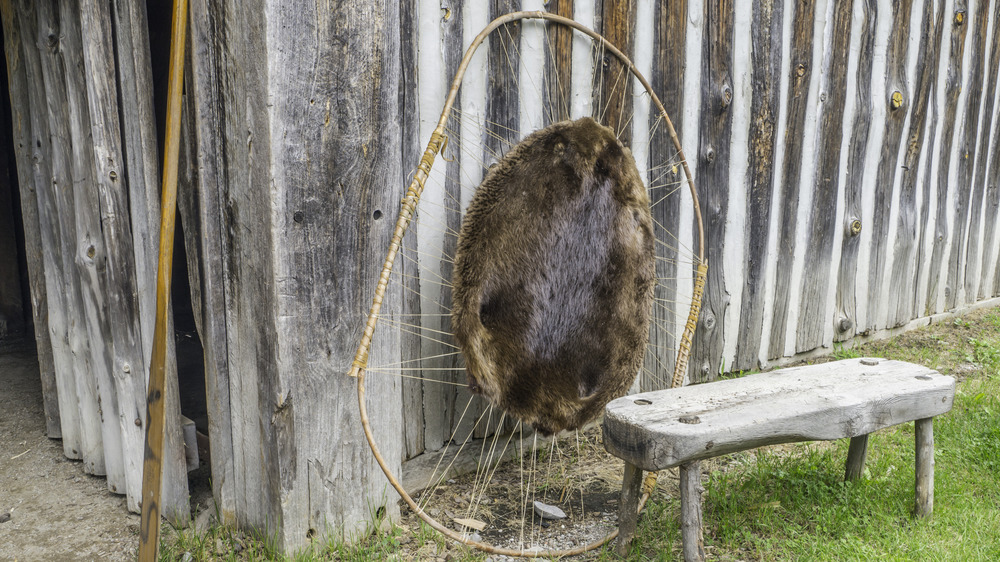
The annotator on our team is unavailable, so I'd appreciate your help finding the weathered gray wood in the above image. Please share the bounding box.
[679,461,705,562]
[543,0,573,125]
[768,0,816,360]
[969,0,1000,301]
[615,461,643,556]
[263,0,404,549]
[915,417,933,517]
[888,1,943,328]
[844,434,869,481]
[643,0,686,389]
[834,0,877,341]
[593,0,636,144]
[44,0,130,492]
[689,0,733,381]
[186,0,237,522]
[794,0,853,352]
[0,2,61,437]
[603,359,955,471]
[924,2,970,314]
[13,0,84,460]
[946,0,991,309]
[865,0,913,332]
[107,0,190,523]
[398,0,424,461]
[733,0,782,370]
[983,1,1000,298]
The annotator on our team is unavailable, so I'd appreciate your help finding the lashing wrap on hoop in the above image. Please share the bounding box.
[349,130,447,378]
[671,262,709,389]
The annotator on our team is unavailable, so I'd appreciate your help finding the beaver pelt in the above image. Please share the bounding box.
[451,116,655,436]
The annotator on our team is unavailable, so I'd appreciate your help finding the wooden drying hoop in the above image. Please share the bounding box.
[349,11,708,557]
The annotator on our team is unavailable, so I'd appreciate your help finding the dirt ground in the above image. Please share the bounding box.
[0,341,139,561]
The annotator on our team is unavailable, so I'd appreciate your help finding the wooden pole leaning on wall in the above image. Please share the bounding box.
[138,0,188,559]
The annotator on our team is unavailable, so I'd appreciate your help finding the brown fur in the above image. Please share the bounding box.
[451,117,655,435]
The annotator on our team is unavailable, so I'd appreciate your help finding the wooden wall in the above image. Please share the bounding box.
[0,0,189,521]
[400,0,1000,458]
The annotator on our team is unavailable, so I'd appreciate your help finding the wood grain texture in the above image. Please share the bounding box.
[643,0,686,390]
[187,0,237,521]
[603,359,955,471]
[834,0,877,341]
[888,1,944,328]
[969,0,1000,300]
[946,0,991,309]
[108,0,190,521]
[679,461,705,562]
[865,0,914,331]
[733,0,782,370]
[768,0,817,359]
[615,462,642,556]
[46,0,129,493]
[265,0,403,548]
[689,0,733,382]
[982,0,1000,298]
[13,0,85,460]
[925,1,970,313]
[795,0,853,352]
[593,0,636,143]
[544,0,573,124]
[915,417,934,517]
[398,0,424,460]
[0,0,62,438]
[844,434,869,481]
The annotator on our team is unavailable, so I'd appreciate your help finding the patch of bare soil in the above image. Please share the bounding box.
[0,342,139,561]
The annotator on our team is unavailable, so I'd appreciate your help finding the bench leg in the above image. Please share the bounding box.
[616,462,644,556]
[915,417,934,517]
[680,461,706,562]
[844,434,869,481]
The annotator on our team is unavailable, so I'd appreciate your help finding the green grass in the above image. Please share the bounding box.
[159,309,1000,561]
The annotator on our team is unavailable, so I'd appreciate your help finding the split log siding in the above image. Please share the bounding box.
[4,0,1000,553]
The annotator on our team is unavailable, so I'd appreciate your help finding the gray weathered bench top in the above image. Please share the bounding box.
[603,358,955,472]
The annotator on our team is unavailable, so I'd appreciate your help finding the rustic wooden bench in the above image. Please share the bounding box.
[602,358,955,561]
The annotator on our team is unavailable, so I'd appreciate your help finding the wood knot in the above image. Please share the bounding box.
[721,86,732,108]
[704,146,716,163]
[849,219,862,237]
[795,63,807,78]
[860,358,879,366]
[954,9,965,24]
[634,399,652,405]
[838,316,853,333]
[678,415,701,425]
[891,91,904,110]
[86,246,96,259]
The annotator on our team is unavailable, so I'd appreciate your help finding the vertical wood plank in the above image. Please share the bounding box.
[109,0,190,522]
[615,462,643,556]
[13,0,85,461]
[844,434,869,481]
[924,2,971,313]
[864,0,914,331]
[834,0,878,341]
[968,0,1000,300]
[679,461,706,562]
[399,0,425,460]
[187,0,237,521]
[593,0,636,144]
[887,1,945,327]
[543,0,573,124]
[644,0,686,388]
[945,0,990,309]
[45,0,132,492]
[265,0,403,549]
[768,0,817,360]
[0,0,62,438]
[733,0,782,370]
[689,0,734,382]
[981,0,1000,298]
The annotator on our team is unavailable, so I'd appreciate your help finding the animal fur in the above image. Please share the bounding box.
[451,117,655,435]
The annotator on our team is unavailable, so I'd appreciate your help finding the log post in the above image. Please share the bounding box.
[915,417,934,517]
[679,461,705,562]
[844,434,869,481]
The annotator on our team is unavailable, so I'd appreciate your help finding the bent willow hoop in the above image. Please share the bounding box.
[349,11,707,557]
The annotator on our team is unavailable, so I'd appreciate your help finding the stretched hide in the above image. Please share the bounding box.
[452,117,655,435]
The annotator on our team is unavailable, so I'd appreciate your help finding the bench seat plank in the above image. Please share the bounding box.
[603,358,955,472]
